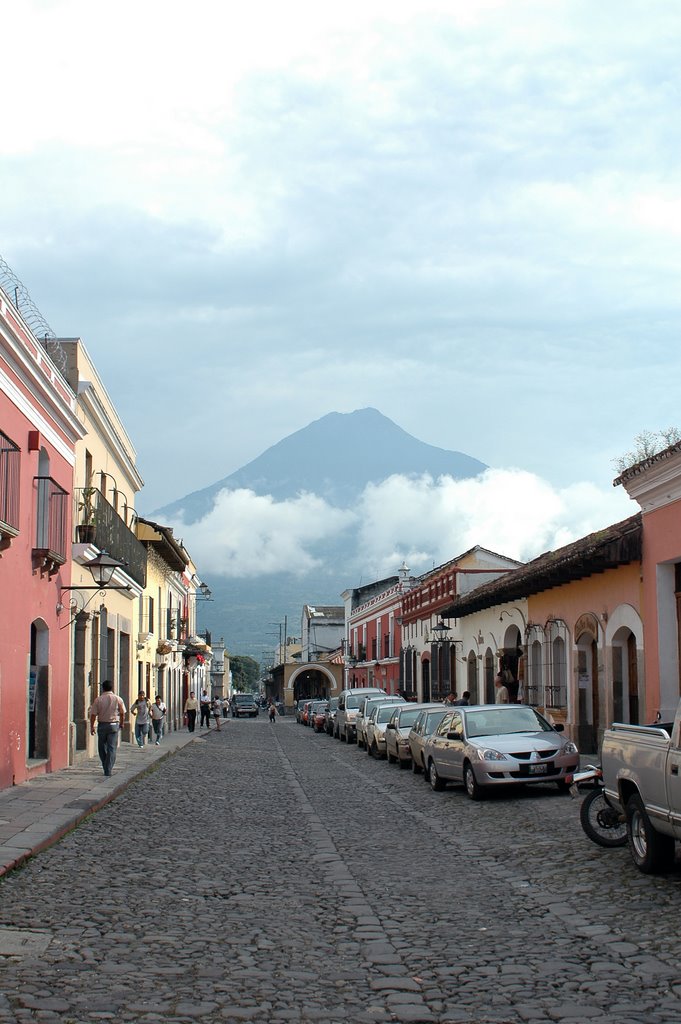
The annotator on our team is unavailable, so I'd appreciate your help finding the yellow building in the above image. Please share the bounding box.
[135,520,211,732]
[60,339,146,756]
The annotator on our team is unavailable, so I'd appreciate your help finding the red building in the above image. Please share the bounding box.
[0,276,83,788]
[342,567,411,694]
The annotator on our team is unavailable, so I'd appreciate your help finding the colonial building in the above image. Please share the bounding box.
[342,564,415,695]
[135,517,193,732]
[301,604,344,661]
[401,546,522,702]
[0,272,84,788]
[440,515,643,752]
[615,442,681,721]
[60,338,147,752]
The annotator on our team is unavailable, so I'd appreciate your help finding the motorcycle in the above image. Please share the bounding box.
[568,764,627,848]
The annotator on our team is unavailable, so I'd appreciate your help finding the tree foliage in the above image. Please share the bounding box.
[614,427,681,473]
[230,655,260,693]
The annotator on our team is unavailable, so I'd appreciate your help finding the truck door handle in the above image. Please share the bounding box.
[672,765,679,776]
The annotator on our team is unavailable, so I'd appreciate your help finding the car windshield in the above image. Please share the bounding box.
[465,707,554,738]
[425,710,447,733]
[235,696,253,703]
[396,708,421,728]
[377,705,400,724]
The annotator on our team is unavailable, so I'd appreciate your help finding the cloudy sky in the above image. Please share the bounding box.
[3,0,679,578]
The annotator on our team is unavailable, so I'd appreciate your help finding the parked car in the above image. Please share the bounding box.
[365,702,406,759]
[335,687,386,743]
[408,706,449,775]
[310,700,329,732]
[295,699,310,723]
[230,694,259,718]
[302,700,316,726]
[324,697,339,735]
[385,704,425,767]
[356,694,404,749]
[423,704,579,800]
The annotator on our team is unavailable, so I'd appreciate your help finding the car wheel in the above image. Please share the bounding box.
[428,760,445,791]
[626,793,676,873]
[387,750,396,764]
[412,757,422,774]
[464,761,485,801]
[367,739,374,756]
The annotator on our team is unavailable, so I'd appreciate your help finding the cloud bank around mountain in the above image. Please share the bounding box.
[168,468,634,580]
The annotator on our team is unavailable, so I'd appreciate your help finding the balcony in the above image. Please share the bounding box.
[34,475,68,567]
[74,487,146,588]
[0,431,20,544]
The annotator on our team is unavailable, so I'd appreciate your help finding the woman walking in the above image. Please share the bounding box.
[184,690,199,732]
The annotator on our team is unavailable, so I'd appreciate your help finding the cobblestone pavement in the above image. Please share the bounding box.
[2,717,681,1024]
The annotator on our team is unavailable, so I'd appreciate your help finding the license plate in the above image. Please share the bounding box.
[528,763,547,775]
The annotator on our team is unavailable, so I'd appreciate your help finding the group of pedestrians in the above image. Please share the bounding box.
[89,681,167,777]
[183,689,225,732]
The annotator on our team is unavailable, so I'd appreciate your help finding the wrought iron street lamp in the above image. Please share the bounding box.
[61,550,132,591]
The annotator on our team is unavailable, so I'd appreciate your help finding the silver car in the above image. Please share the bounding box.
[423,704,580,800]
[385,704,425,767]
[356,695,404,749]
[408,706,449,776]
[365,702,405,759]
[335,687,385,743]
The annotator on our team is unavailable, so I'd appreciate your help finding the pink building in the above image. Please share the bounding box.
[0,280,83,788]
[616,444,681,720]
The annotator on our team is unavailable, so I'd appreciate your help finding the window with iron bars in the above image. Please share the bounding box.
[0,430,20,534]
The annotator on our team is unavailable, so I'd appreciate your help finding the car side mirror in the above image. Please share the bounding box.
[553,723,564,732]
[386,722,396,730]
[446,731,462,741]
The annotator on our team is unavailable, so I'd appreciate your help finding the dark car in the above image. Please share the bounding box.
[231,694,259,718]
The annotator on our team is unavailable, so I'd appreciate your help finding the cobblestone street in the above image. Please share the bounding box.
[2,717,681,1024]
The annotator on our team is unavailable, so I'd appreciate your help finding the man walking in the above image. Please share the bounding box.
[130,690,152,747]
[199,689,211,729]
[150,694,167,745]
[89,680,126,777]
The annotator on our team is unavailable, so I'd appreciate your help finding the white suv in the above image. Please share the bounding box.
[356,695,405,749]
[335,687,385,743]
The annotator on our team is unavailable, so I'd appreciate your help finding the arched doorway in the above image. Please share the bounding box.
[501,625,522,702]
[484,648,495,704]
[612,627,640,725]
[291,665,334,702]
[29,619,50,761]
[576,613,600,754]
[467,651,478,704]
[421,657,431,703]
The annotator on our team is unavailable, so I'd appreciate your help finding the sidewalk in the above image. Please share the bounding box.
[0,726,211,879]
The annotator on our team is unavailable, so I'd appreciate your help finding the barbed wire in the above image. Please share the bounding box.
[0,253,66,372]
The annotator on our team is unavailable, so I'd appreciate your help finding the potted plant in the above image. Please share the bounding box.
[76,486,97,543]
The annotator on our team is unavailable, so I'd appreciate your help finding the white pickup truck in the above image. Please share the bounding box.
[601,710,679,873]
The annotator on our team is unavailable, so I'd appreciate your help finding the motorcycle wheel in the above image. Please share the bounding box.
[580,787,627,848]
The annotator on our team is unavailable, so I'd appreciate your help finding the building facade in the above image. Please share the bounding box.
[0,285,84,788]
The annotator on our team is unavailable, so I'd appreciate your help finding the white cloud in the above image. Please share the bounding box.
[354,469,634,578]
[168,469,635,581]
[168,487,356,577]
